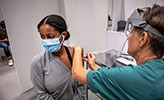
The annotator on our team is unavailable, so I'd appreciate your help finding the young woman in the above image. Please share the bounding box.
[31,14,85,100]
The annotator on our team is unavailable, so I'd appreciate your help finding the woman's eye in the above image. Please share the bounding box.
[40,34,45,39]
[47,36,53,39]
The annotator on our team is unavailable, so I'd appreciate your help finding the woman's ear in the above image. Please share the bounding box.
[62,31,67,37]
[139,31,149,47]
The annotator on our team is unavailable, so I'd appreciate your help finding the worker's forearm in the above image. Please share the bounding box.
[72,47,88,84]
[90,65,97,70]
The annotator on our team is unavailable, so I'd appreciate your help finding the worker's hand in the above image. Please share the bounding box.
[87,53,97,70]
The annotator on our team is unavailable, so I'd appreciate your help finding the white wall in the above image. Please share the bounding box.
[0,4,3,21]
[107,0,113,18]
[64,0,108,53]
[124,0,164,20]
[111,0,124,31]
[0,0,60,92]
[110,0,164,31]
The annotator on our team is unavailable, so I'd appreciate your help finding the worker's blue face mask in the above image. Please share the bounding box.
[42,35,65,52]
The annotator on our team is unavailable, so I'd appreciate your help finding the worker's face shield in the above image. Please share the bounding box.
[124,9,144,38]
[124,8,164,39]
[124,22,134,37]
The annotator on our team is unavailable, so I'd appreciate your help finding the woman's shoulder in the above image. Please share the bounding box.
[31,51,48,68]
[30,51,50,75]
[32,51,45,61]
[65,46,74,55]
[65,46,74,50]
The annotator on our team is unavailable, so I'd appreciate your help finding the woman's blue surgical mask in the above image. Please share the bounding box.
[42,35,65,52]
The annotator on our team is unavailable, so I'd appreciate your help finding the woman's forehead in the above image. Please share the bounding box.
[39,24,55,32]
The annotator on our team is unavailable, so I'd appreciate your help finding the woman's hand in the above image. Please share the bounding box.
[72,46,88,84]
[74,46,83,53]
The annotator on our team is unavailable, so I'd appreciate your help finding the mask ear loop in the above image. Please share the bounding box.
[59,32,65,44]
[55,34,65,52]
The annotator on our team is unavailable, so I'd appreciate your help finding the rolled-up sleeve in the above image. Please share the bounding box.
[86,70,99,93]
[86,67,110,93]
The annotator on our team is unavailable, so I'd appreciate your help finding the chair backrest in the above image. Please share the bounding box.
[117,20,126,31]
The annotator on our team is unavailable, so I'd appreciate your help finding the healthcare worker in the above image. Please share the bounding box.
[72,4,164,100]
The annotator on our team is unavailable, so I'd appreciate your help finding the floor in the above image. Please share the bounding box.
[0,57,103,100]
[0,57,37,100]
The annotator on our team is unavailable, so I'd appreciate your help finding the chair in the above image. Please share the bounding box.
[0,48,5,62]
[117,20,126,31]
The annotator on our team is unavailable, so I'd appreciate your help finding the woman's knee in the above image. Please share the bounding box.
[0,42,8,48]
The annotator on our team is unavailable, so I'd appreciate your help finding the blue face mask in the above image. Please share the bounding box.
[42,35,65,52]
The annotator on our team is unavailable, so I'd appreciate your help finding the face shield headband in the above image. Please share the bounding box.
[125,9,164,39]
